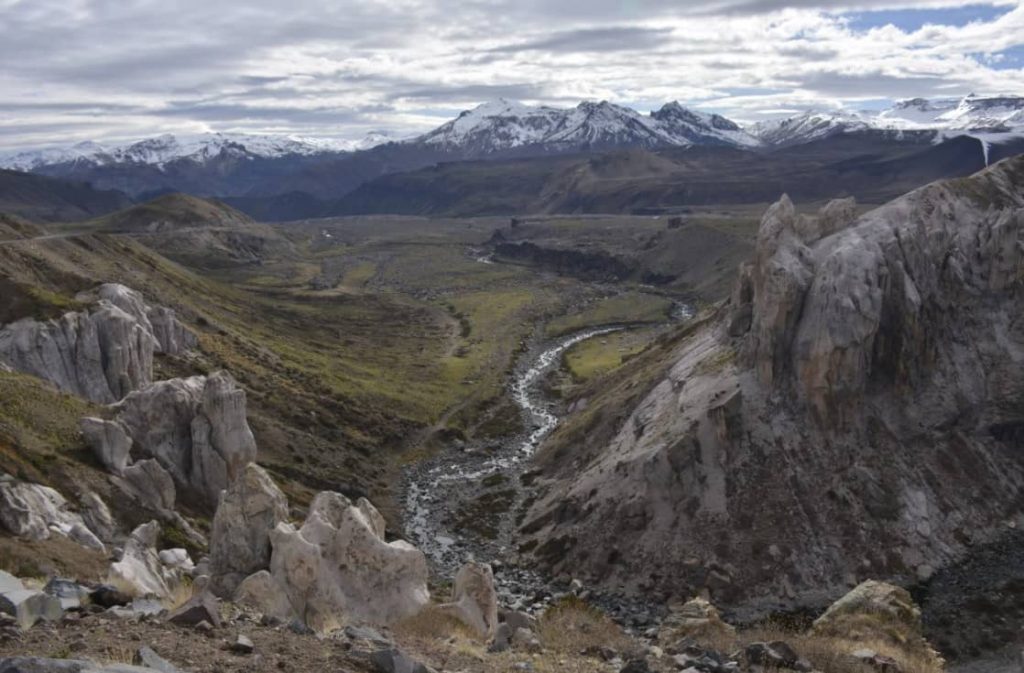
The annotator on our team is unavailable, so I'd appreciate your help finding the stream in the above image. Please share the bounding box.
[403,325,624,577]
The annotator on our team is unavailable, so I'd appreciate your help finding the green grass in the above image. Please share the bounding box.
[546,292,673,337]
[563,328,659,382]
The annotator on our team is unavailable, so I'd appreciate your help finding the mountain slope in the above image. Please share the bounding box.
[330,132,999,216]
[0,169,132,222]
[520,155,1024,620]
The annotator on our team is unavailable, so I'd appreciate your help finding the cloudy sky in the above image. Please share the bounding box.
[1,0,1023,150]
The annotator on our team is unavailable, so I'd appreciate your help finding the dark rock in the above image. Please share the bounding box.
[167,593,221,628]
[581,645,617,661]
[368,648,432,673]
[89,585,132,608]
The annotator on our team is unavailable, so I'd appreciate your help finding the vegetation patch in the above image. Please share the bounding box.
[545,292,672,337]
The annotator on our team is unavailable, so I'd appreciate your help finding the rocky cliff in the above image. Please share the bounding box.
[520,155,1024,616]
[0,284,195,404]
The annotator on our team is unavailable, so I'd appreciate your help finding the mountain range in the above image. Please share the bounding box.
[1,93,1023,221]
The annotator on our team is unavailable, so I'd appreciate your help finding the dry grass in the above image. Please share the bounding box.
[677,622,944,673]
[394,604,479,642]
[536,596,636,657]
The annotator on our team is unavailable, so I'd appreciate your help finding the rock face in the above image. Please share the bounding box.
[208,464,289,597]
[83,371,257,508]
[0,475,104,551]
[521,156,1024,616]
[439,562,498,639]
[235,492,429,630]
[0,284,195,404]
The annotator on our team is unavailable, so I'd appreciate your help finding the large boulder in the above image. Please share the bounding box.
[208,464,289,597]
[812,580,941,669]
[519,156,1024,615]
[0,574,64,630]
[89,371,256,508]
[438,562,498,639]
[107,521,182,598]
[237,493,429,630]
[813,580,921,638]
[0,475,104,551]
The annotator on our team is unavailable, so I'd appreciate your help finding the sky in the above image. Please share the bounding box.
[1,0,1023,150]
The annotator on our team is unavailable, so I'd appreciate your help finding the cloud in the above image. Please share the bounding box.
[0,0,1022,150]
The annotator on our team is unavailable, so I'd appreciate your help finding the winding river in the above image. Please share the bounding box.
[403,325,624,573]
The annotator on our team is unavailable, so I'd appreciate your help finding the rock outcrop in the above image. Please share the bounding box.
[439,562,499,639]
[82,371,257,508]
[233,491,429,630]
[0,284,195,404]
[521,156,1024,616]
[0,475,104,551]
[107,521,185,598]
[208,464,289,597]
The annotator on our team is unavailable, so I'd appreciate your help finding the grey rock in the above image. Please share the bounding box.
[438,561,498,638]
[0,658,89,673]
[208,464,288,598]
[0,571,23,593]
[240,493,429,630]
[80,492,118,543]
[0,476,103,551]
[499,609,537,632]
[132,647,182,673]
[0,589,64,629]
[0,295,155,404]
[129,597,167,618]
[229,634,254,654]
[520,156,1024,610]
[80,417,132,475]
[105,372,256,508]
[488,622,513,653]
[107,521,182,598]
[43,578,88,611]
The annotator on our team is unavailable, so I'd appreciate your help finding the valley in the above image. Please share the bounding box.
[1,96,1024,673]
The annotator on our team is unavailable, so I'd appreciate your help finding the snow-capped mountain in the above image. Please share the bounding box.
[415,98,758,154]
[753,94,1024,147]
[750,110,872,146]
[0,132,388,171]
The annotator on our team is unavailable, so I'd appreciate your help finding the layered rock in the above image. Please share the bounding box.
[233,492,429,630]
[0,284,195,404]
[0,475,104,551]
[208,464,289,597]
[521,156,1024,616]
[82,371,257,508]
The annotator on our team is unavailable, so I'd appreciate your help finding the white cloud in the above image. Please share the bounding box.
[0,0,1022,149]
